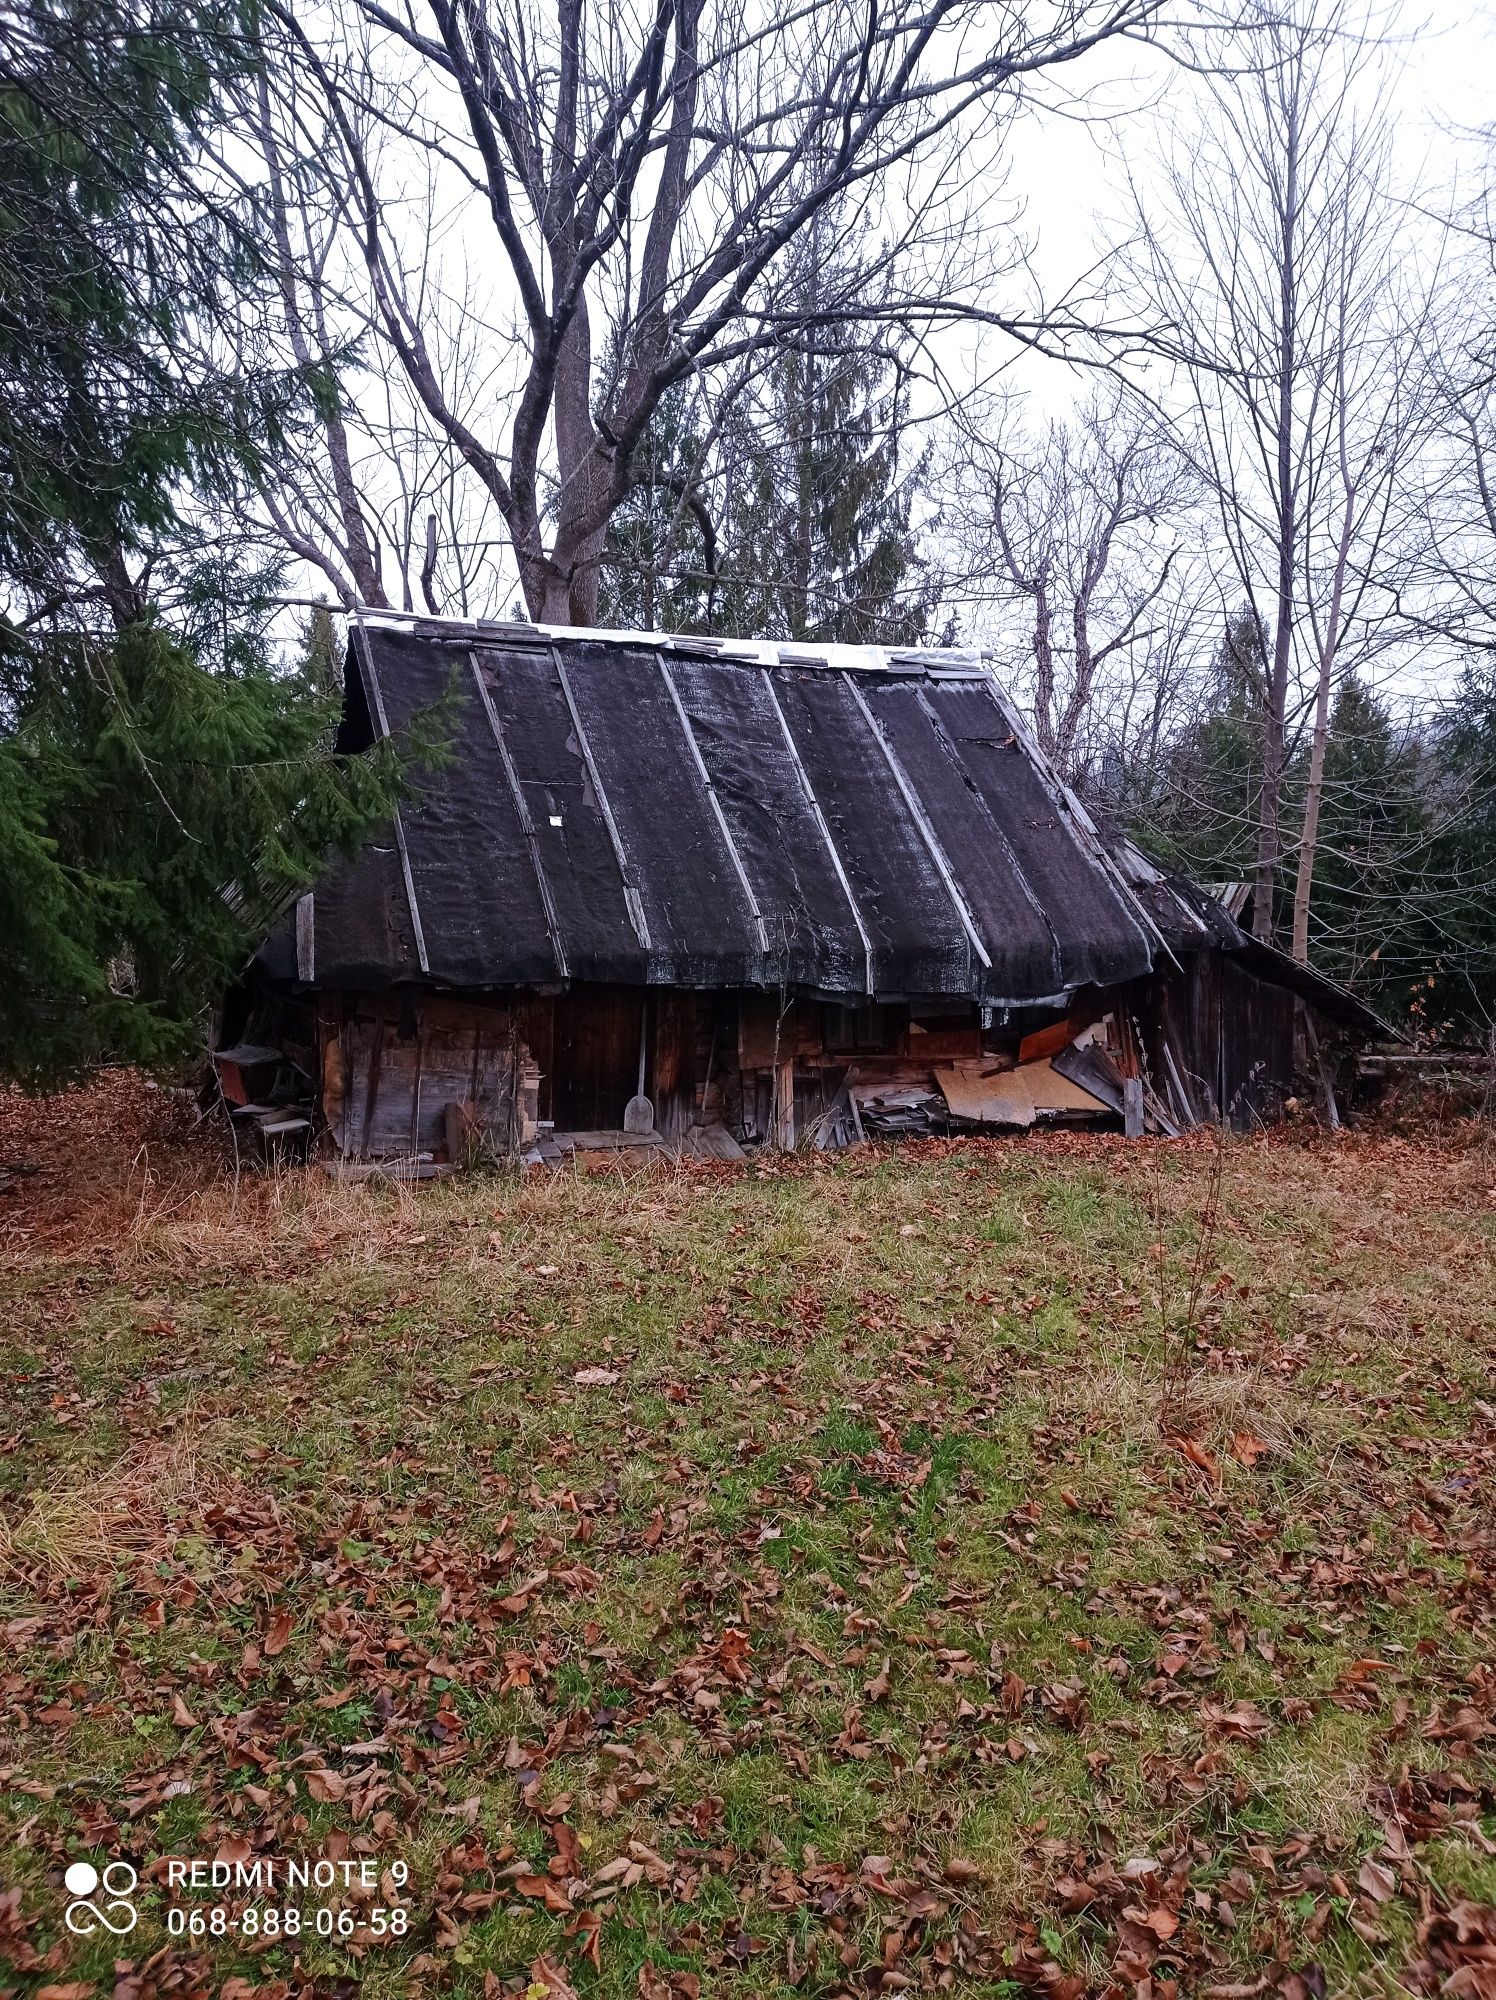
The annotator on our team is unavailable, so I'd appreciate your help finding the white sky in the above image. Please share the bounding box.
[990,0,1494,415]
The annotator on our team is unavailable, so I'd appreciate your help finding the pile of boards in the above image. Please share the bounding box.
[212,1043,315,1160]
[828,1029,1145,1141]
[931,1046,1121,1128]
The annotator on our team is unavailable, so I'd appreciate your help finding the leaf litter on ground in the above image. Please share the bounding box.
[0,1078,1492,1999]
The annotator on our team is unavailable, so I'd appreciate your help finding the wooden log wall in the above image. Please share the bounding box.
[314,980,1182,1161]
[1122,952,1302,1131]
[320,992,524,1161]
[319,984,712,1161]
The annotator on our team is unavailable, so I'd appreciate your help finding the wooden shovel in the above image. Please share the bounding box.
[623,1003,654,1134]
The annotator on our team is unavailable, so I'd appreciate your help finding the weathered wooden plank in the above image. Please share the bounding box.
[1018,1017,1076,1064]
[295,893,315,983]
[934,1064,1034,1126]
[773,1055,796,1150]
[1123,1076,1145,1139]
[738,993,787,1072]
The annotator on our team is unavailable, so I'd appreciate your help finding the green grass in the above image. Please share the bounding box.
[0,1119,1493,1998]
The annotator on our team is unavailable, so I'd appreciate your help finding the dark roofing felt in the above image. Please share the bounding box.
[291,618,1164,1004]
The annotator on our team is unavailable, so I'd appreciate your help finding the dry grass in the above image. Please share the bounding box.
[125,1158,420,1275]
[0,1432,233,1582]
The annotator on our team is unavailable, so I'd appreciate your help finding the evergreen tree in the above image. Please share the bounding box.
[600,246,933,643]
[1297,677,1430,1010]
[598,379,719,634]
[0,0,299,615]
[1128,610,1265,891]
[1424,665,1496,1037]
[0,0,392,1082]
[755,322,932,646]
[0,618,393,1077]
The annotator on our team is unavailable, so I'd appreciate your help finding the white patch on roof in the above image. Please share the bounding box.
[354,605,990,675]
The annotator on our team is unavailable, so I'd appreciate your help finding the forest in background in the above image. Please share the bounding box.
[3,0,1496,1074]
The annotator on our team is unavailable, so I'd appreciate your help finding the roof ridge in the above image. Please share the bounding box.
[352,603,990,674]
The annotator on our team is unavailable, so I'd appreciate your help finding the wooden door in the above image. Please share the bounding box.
[550,986,647,1131]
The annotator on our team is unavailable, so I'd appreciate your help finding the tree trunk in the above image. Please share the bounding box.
[533,287,611,625]
[1254,89,1302,947]
[1290,648,1334,963]
[98,543,147,628]
[1059,586,1095,779]
[1031,571,1057,762]
[1290,475,1357,963]
[256,72,387,609]
[1254,612,1292,944]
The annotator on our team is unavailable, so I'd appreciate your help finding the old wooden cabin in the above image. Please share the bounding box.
[217,616,1384,1167]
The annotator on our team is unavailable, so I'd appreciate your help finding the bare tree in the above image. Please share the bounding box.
[1287,196,1437,965]
[1402,161,1496,660]
[231,62,525,616]
[1123,0,1432,951]
[251,66,389,607]
[947,389,1198,783]
[262,0,1181,626]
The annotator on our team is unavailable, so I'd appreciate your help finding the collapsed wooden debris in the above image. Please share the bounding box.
[839,1014,1177,1139]
[213,937,1385,1168]
[210,1043,315,1164]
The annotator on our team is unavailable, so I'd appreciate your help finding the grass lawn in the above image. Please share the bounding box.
[1,1079,1493,2000]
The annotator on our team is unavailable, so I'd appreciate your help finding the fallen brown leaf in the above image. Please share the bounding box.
[1172,1435,1222,1487]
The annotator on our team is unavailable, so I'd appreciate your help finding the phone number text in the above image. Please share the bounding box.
[166,1904,410,1939]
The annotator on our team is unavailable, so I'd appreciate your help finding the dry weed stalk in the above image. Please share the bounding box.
[124,1159,417,1276]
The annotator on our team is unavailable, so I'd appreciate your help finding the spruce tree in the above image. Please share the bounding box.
[1424,666,1496,1038]
[1297,678,1429,1011]
[0,0,391,1082]
[759,323,932,646]
[600,239,933,644]
[1131,610,1266,894]
[598,380,719,634]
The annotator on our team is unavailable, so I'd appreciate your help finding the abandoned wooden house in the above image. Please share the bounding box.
[217,615,1386,1168]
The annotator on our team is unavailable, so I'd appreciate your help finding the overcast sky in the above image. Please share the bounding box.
[272,0,1496,659]
[989,0,1493,415]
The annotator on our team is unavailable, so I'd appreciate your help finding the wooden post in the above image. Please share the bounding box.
[773,1055,796,1151]
[1123,1076,1144,1139]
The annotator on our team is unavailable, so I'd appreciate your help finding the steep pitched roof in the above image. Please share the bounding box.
[292,615,1162,1004]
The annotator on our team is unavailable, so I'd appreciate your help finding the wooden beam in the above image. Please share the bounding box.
[840,671,992,974]
[773,1054,796,1151]
[295,893,315,983]
[468,652,569,979]
[1123,1076,1144,1139]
